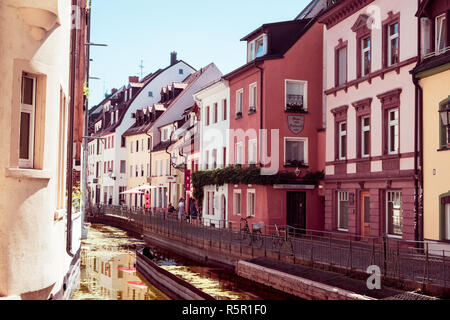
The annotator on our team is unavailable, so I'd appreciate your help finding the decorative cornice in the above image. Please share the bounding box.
[352,97,372,114]
[377,88,402,109]
[318,0,375,29]
[330,105,349,118]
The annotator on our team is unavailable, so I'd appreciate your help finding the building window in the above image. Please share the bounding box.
[338,121,347,160]
[147,163,150,177]
[336,45,348,86]
[439,99,450,148]
[233,190,242,216]
[386,191,402,237]
[248,139,257,165]
[285,80,307,112]
[436,14,447,52]
[222,147,227,168]
[285,138,307,166]
[121,136,126,148]
[235,142,243,165]
[247,190,256,217]
[388,109,399,155]
[222,99,227,121]
[387,22,399,66]
[205,106,210,126]
[361,116,370,158]
[120,161,126,174]
[148,137,151,150]
[212,149,217,169]
[249,83,257,113]
[213,103,218,123]
[205,150,209,170]
[19,74,36,168]
[337,191,349,231]
[361,36,371,76]
[179,69,184,75]
[136,140,139,152]
[247,34,267,62]
[236,89,243,117]
[130,165,133,178]
[148,91,153,97]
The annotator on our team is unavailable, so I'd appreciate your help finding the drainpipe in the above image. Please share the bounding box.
[255,64,264,167]
[412,10,424,243]
[81,0,92,239]
[146,132,153,207]
[66,0,80,257]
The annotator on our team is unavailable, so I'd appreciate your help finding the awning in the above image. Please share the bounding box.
[137,184,158,191]
[127,281,148,289]
[119,187,144,195]
[118,267,136,273]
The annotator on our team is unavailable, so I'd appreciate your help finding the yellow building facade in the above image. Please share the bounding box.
[418,68,450,242]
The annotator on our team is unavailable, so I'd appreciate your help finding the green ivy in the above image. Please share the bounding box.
[192,167,324,203]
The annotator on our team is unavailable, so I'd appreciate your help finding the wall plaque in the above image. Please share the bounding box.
[288,115,305,134]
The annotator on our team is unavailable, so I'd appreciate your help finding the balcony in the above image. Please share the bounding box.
[5,0,60,41]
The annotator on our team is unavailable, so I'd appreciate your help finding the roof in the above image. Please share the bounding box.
[152,140,173,153]
[413,51,450,77]
[148,63,217,131]
[91,61,191,137]
[223,19,314,80]
[295,0,328,20]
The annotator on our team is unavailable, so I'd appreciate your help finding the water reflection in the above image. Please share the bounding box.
[72,224,292,301]
[71,225,168,300]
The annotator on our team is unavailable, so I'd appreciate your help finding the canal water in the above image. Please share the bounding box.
[71,224,291,300]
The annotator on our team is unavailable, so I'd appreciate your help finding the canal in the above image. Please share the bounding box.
[71,224,296,300]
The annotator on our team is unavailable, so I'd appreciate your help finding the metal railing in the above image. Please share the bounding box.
[88,205,450,288]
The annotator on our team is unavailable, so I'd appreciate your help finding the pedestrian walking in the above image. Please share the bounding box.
[177,198,185,221]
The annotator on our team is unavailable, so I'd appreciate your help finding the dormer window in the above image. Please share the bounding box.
[247,34,268,62]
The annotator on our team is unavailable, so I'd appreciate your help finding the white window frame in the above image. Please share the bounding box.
[361,36,371,76]
[248,139,257,165]
[337,191,349,232]
[386,190,403,238]
[247,34,268,62]
[249,82,257,112]
[445,203,450,241]
[285,79,308,111]
[233,190,242,216]
[19,74,36,168]
[339,121,347,160]
[361,116,370,158]
[388,109,399,155]
[284,137,308,166]
[436,14,447,52]
[236,89,243,115]
[235,142,243,165]
[247,189,256,217]
[388,22,399,67]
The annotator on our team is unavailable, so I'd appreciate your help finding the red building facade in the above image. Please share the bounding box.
[224,19,326,231]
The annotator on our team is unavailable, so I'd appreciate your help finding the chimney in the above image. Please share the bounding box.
[129,76,139,83]
[170,51,178,66]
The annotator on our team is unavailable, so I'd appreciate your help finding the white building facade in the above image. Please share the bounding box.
[194,79,230,227]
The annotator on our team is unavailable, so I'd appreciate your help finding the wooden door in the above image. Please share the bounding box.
[361,191,371,237]
[287,192,306,233]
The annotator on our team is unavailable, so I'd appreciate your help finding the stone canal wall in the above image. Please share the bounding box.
[236,261,373,300]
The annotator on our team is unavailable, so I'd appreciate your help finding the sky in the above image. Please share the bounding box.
[88,0,311,109]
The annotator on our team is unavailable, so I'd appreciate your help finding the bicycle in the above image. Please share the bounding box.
[238,217,264,248]
[272,224,294,255]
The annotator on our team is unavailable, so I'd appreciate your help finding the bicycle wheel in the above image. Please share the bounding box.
[252,231,264,248]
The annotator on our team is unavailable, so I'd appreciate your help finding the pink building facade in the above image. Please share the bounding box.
[224,19,326,231]
[319,0,419,241]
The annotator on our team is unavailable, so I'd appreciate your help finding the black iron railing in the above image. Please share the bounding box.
[88,205,450,288]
